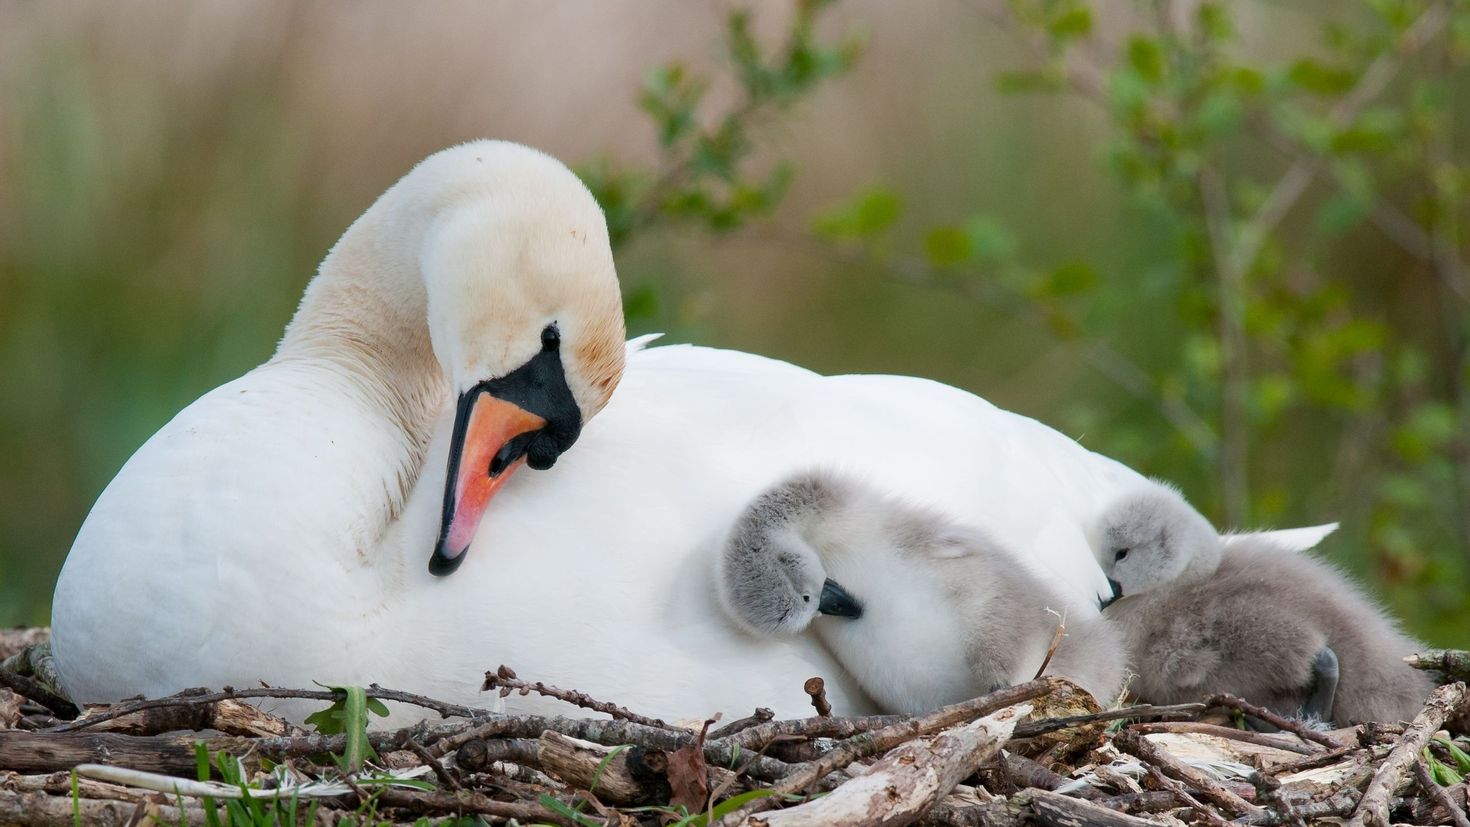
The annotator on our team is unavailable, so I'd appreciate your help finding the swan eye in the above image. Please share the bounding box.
[1115,548,1130,563]
[541,324,560,351]
[802,594,811,603]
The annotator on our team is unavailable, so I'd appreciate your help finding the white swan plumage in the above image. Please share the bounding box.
[50,140,1250,722]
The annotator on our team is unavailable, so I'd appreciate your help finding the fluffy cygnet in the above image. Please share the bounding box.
[716,470,1126,714]
[1096,483,1434,725]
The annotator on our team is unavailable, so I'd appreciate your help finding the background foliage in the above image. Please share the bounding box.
[0,0,1466,644]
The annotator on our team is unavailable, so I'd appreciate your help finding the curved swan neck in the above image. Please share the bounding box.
[276,196,448,448]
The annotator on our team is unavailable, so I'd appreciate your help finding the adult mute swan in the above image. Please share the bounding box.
[49,140,1316,723]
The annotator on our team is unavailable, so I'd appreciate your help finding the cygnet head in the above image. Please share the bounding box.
[316,141,625,575]
[1096,483,1222,605]
[717,530,864,637]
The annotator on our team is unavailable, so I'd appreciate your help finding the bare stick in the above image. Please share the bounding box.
[399,732,461,791]
[1011,702,1206,739]
[707,707,774,740]
[483,665,670,729]
[0,667,77,719]
[1414,760,1470,827]
[1113,728,1263,818]
[1141,762,1233,827]
[1349,681,1469,827]
[53,684,487,733]
[745,704,1027,826]
[1407,649,1470,683]
[1204,692,1342,749]
[803,677,832,718]
[730,679,1055,824]
[1032,614,1066,681]
[1125,721,1315,755]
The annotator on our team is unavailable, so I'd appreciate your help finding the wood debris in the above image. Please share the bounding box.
[0,630,1465,826]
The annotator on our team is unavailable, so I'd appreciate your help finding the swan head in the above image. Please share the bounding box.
[1094,482,1222,606]
[417,142,624,575]
[717,527,864,637]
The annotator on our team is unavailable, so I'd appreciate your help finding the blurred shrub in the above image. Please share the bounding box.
[812,0,1470,643]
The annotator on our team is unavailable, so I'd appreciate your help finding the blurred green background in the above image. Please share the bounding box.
[1,1,1466,644]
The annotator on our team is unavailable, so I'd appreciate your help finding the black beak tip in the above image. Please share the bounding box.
[818,578,864,619]
[1098,577,1124,610]
[429,547,467,577]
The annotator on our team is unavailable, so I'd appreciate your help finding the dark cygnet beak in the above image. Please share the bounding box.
[818,578,863,619]
[1098,577,1124,611]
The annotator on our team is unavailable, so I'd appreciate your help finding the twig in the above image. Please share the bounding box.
[803,677,832,718]
[53,684,487,733]
[707,707,774,740]
[1125,721,1315,754]
[1204,693,1343,749]
[1348,681,1469,827]
[733,679,1054,823]
[483,665,670,729]
[1012,702,1207,739]
[1407,649,1470,683]
[1141,762,1234,827]
[1414,759,1470,827]
[400,732,461,791]
[1250,770,1306,827]
[0,666,77,719]
[1032,613,1067,681]
[373,787,579,825]
[1113,728,1264,818]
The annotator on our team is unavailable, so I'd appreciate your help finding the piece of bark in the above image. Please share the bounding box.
[1125,721,1315,755]
[0,789,206,827]
[0,689,21,730]
[740,703,1028,827]
[1347,681,1468,827]
[1026,789,1170,827]
[537,730,671,804]
[77,697,301,737]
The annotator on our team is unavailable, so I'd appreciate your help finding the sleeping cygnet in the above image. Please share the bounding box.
[715,470,1126,714]
[1096,483,1434,725]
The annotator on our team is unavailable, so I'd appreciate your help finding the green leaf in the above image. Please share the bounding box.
[1046,6,1093,40]
[811,188,901,240]
[1126,36,1165,84]
[1435,738,1470,773]
[965,215,1017,262]
[924,226,972,267]
[1196,2,1233,40]
[538,794,602,827]
[682,789,784,826]
[1039,261,1100,297]
[994,69,1064,94]
[1288,58,1354,95]
[1314,194,1369,235]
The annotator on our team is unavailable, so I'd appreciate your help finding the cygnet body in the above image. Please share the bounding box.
[1096,484,1434,725]
[716,470,1126,714]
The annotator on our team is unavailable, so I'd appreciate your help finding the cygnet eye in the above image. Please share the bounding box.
[802,594,811,603]
[1115,548,1130,562]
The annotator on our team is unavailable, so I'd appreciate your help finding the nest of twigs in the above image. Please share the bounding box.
[0,629,1466,827]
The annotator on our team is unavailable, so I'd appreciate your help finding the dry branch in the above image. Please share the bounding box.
[1408,649,1470,683]
[745,704,1027,827]
[483,664,671,728]
[1349,681,1469,827]
[1112,728,1264,818]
